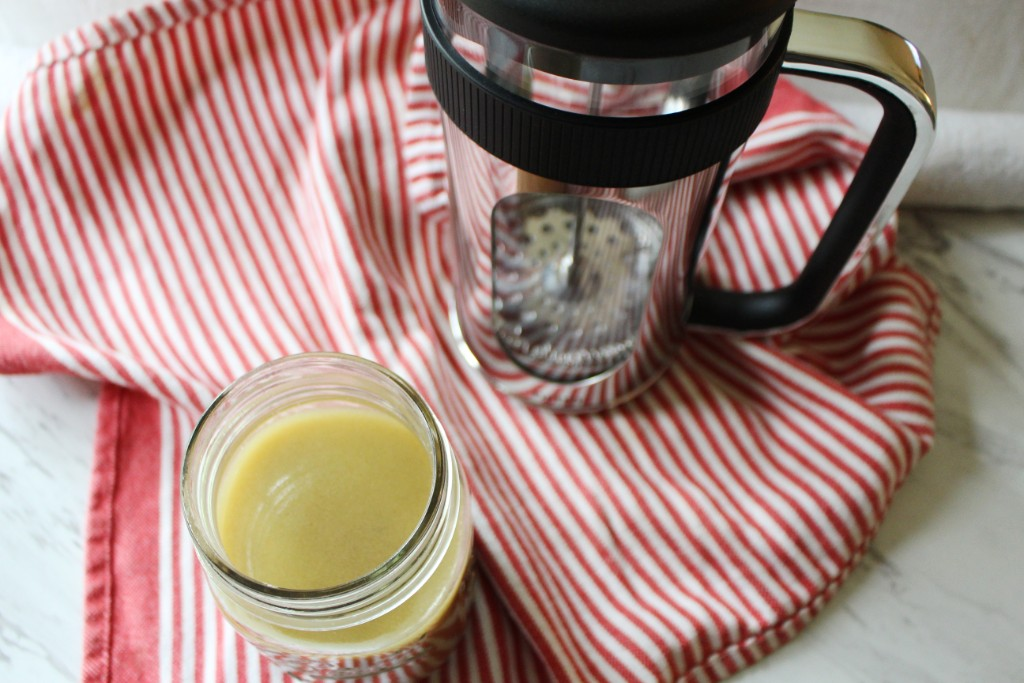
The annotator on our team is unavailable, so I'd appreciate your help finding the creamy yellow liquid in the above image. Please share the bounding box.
[212,404,473,663]
[216,406,434,590]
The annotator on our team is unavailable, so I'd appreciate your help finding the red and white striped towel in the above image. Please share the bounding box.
[0,1,940,681]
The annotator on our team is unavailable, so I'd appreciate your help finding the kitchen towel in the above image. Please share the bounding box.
[902,109,1024,210]
[0,1,940,681]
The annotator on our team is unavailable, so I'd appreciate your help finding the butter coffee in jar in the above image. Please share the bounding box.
[181,353,475,681]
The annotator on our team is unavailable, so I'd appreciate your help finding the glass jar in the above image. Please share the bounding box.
[181,353,475,681]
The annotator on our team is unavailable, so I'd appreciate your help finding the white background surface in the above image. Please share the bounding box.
[2,1,1024,682]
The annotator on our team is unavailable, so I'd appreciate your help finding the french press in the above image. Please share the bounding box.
[421,0,936,412]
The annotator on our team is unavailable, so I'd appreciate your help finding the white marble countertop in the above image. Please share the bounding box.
[2,207,1023,681]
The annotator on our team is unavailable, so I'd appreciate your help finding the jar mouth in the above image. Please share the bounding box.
[181,352,452,620]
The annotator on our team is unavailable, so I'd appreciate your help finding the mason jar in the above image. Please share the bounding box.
[181,353,475,681]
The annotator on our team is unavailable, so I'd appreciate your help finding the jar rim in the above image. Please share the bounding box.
[181,352,452,617]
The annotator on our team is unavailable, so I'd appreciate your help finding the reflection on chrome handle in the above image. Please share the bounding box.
[786,9,937,229]
[689,10,937,333]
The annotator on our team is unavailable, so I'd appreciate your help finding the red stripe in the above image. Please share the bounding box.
[112,13,260,380]
[153,13,282,362]
[693,374,848,567]
[105,391,165,677]
[527,414,684,674]
[660,371,825,603]
[445,395,620,680]
[636,388,776,628]
[690,339,885,529]
[354,1,424,366]
[69,30,205,401]
[217,6,331,344]
[573,416,724,671]
[335,2,408,351]
[100,21,237,388]
[688,340,867,546]
[438,354,625,678]
[769,174,817,270]
[169,416,185,683]
[736,182,790,287]
[1,84,123,379]
[263,1,315,118]
[184,13,306,350]
[310,28,393,366]
[22,69,130,373]
[166,14,289,357]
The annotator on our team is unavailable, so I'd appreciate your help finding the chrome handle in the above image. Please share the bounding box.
[690,9,937,332]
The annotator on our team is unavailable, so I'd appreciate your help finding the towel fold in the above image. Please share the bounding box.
[0,1,940,681]
[905,109,1024,210]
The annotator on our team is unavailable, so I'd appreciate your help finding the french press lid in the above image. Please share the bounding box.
[423,0,797,186]
[457,0,796,57]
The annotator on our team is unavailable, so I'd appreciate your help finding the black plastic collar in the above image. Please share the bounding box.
[422,2,791,187]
